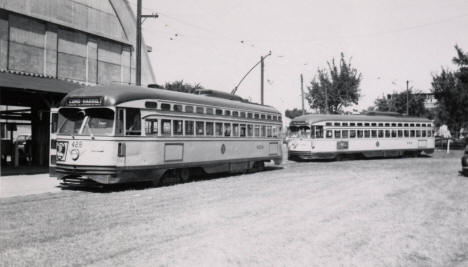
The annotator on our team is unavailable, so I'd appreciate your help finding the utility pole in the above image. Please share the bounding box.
[260,55,264,105]
[136,0,158,86]
[300,74,305,115]
[324,86,329,114]
[406,80,409,115]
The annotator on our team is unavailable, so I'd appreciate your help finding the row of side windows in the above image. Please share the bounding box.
[145,101,281,122]
[144,118,281,138]
[321,129,433,139]
[325,121,432,127]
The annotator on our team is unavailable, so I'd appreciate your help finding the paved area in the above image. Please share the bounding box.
[0,173,61,198]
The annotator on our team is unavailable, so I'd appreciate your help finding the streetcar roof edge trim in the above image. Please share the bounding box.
[60,85,280,114]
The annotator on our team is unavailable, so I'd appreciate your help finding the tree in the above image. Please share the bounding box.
[372,90,427,117]
[431,46,468,134]
[285,108,304,119]
[305,53,361,113]
[164,80,204,93]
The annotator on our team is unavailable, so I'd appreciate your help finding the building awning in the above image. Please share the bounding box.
[0,70,83,95]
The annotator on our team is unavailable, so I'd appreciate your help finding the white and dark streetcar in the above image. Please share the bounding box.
[287,113,435,161]
[50,85,283,186]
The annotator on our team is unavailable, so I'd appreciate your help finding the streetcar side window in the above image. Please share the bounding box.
[145,119,158,135]
[326,130,333,138]
[364,130,370,138]
[416,130,421,137]
[173,120,183,135]
[196,106,204,114]
[378,130,384,138]
[371,130,377,138]
[391,130,397,138]
[404,130,409,137]
[215,122,223,136]
[422,130,426,137]
[185,106,194,113]
[385,130,390,138]
[206,122,214,136]
[410,130,415,137]
[185,120,194,136]
[241,124,247,137]
[233,123,240,137]
[224,123,231,137]
[125,108,141,136]
[335,130,341,139]
[398,130,403,137]
[162,119,171,135]
[342,130,348,138]
[206,108,213,115]
[254,125,259,137]
[267,126,272,137]
[173,105,183,112]
[427,130,432,137]
[247,124,253,137]
[116,109,124,135]
[161,103,171,111]
[357,130,363,138]
[315,126,324,138]
[196,121,204,135]
[350,130,356,138]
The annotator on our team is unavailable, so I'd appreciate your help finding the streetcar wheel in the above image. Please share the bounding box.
[180,168,191,183]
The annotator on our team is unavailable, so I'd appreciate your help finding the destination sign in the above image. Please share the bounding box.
[66,96,103,106]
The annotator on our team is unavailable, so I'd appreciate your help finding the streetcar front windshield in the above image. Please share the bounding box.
[58,108,114,136]
[288,125,311,138]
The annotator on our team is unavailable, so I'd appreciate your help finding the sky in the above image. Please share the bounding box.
[128,0,468,114]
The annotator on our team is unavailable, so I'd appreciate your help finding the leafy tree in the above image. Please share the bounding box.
[164,80,204,93]
[305,53,361,113]
[285,108,304,119]
[431,45,468,134]
[372,90,427,117]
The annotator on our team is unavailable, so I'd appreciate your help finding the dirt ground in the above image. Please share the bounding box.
[1,150,467,266]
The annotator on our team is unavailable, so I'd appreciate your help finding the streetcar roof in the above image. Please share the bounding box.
[290,113,432,125]
[60,85,280,114]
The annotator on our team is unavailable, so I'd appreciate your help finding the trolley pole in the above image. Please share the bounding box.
[301,73,305,115]
[136,0,158,86]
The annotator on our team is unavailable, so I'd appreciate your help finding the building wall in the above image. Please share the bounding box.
[0,0,155,85]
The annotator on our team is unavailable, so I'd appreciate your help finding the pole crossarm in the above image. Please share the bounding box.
[231,51,271,95]
[141,13,159,24]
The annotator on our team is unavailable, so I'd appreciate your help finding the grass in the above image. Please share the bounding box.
[1,150,467,266]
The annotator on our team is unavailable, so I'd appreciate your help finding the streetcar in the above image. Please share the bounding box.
[287,112,435,161]
[50,85,283,186]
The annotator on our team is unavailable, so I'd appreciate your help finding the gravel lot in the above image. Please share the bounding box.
[1,150,468,266]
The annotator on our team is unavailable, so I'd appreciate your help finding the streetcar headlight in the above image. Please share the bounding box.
[70,149,80,161]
